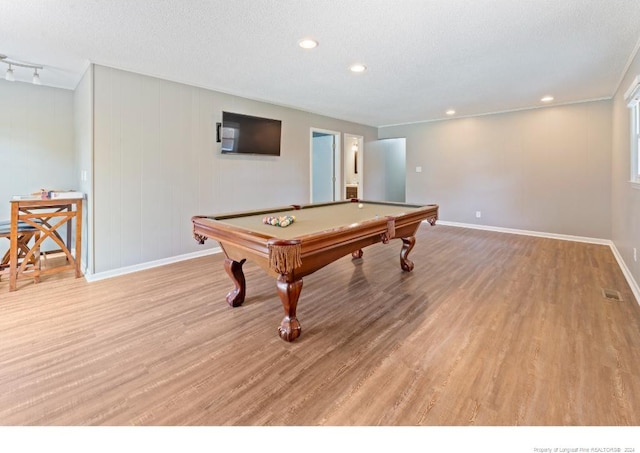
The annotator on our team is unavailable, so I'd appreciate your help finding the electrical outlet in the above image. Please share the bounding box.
[475,211,482,218]
[415,166,422,173]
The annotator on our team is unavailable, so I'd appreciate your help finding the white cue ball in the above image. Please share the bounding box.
[358,203,364,209]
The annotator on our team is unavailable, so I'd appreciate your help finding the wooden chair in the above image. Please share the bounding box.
[0,220,41,281]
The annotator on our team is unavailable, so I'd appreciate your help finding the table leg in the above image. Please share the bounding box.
[67,204,72,263]
[9,202,18,291]
[74,200,82,277]
[33,232,41,283]
[224,258,246,307]
[400,236,416,272]
[276,275,303,342]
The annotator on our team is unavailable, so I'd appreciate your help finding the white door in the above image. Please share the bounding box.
[363,138,406,202]
[311,131,339,203]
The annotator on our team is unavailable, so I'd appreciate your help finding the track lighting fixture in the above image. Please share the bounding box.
[5,64,15,82]
[1,54,43,85]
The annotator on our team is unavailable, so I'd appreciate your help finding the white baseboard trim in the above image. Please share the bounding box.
[84,247,222,282]
[81,221,640,307]
[434,220,612,245]
[609,242,640,305]
[433,220,640,305]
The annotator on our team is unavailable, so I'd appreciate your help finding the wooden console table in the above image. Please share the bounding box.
[8,196,83,291]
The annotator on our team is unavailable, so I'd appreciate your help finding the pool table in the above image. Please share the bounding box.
[192,199,438,342]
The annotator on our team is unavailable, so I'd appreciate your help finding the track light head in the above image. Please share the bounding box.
[6,65,15,82]
[32,68,41,85]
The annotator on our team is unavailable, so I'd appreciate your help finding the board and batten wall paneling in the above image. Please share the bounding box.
[0,79,75,221]
[611,47,640,292]
[92,65,376,274]
[379,100,613,239]
[93,67,215,273]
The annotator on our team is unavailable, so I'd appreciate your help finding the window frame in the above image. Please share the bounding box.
[624,76,640,189]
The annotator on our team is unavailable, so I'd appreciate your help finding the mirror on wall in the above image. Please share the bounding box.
[344,134,363,199]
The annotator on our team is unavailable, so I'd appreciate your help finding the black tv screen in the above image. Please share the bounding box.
[220,111,282,156]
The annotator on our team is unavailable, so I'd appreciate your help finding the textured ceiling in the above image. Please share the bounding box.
[1,0,640,127]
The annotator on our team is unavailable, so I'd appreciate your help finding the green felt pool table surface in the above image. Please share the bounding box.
[201,200,430,240]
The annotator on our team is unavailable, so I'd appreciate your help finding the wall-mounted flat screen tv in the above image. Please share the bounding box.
[220,111,282,156]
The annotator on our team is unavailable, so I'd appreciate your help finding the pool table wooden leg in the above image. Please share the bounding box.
[276,275,303,342]
[400,236,416,272]
[224,258,246,307]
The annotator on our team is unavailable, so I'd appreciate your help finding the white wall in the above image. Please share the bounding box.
[92,65,377,273]
[311,133,335,203]
[0,80,76,222]
[0,79,77,255]
[611,49,640,292]
[379,100,612,239]
[363,138,406,202]
[385,138,406,202]
[73,65,93,273]
[4,64,625,278]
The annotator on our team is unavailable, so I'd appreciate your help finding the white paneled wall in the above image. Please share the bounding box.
[0,80,75,221]
[92,65,376,273]
[0,79,76,256]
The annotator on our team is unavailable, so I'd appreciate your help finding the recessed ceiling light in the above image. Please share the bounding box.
[541,95,554,102]
[298,38,318,49]
[446,109,456,115]
[349,63,367,73]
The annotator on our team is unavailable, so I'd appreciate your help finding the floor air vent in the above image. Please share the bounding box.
[602,288,623,301]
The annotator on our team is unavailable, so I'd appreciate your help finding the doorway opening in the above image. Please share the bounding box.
[344,134,364,199]
[310,128,341,203]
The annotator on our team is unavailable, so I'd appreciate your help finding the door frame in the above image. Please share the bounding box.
[310,128,342,203]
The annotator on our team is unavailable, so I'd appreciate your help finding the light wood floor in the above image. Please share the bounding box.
[1,225,639,426]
